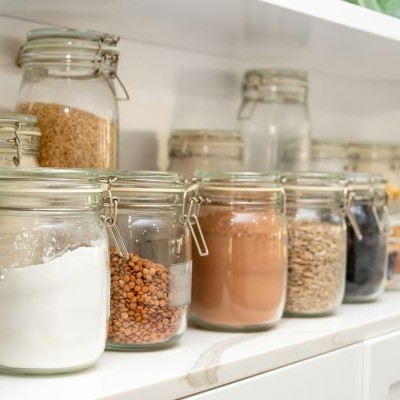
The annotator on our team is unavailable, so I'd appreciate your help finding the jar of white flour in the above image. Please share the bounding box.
[0,168,109,374]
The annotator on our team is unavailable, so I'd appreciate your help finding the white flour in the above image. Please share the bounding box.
[0,244,108,371]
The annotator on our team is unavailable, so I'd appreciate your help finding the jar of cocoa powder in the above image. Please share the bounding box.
[0,113,40,167]
[16,28,128,169]
[283,173,349,317]
[344,173,389,302]
[191,172,288,331]
[103,171,207,350]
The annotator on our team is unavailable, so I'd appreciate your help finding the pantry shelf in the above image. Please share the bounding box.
[1,0,400,80]
[3,291,400,400]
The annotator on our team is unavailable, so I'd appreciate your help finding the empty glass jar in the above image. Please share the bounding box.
[167,129,244,176]
[191,172,287,331]
[0,113,40,167]
[238,69,311,171]
[16,28,127,168]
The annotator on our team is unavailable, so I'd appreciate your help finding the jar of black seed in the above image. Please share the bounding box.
[344,173,389,303]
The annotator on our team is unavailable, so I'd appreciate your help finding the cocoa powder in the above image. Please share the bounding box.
[191,207,287,330]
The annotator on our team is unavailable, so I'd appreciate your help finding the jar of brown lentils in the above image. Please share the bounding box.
[103,171,207,350]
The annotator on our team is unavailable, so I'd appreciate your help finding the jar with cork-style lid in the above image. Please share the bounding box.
[238,69,311,171]
[167,129,244,176]
[282,172,354,317]
[102,171,208,350]
[0,168,109,374]
[0,113,40,167]
[16,28,129,169]
[191,172,288,331]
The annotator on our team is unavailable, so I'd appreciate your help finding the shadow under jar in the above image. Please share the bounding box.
[16,28,126,168]
[103,171,207,350]
[345,173,389,302]
[283,173,349,317]
[191,172,288,332]
[0,168,109,375]
[0,113,40,167]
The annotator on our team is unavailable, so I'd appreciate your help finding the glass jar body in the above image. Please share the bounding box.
[107,208,192,350]
[0,210,109,374]
[16,65,118,168]
[345,200,388,302]
[191,202,287,331]
[285,204,347,316]
[241,102,310,171]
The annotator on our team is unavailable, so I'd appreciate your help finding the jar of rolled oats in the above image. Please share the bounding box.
[16,28,129,169]
[101,171,207,350]
[282,172,354,317]
[0,113,40,167]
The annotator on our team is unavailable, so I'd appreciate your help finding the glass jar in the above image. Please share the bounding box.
[283,173,348,317]
[0,168,109,374]
[345,173,389,302]
[16,28,128,169]
[0,113,40,167]
[191,172,287,331]
[103,171,207,350]
[238,69,311,171]
[310,139,349,173]
[167,129,244,176]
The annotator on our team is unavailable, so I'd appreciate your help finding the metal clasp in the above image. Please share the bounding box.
[181,180,209,256]
[237,99,257,120]
[372,189,389,234]
[13,122,22,167]
[343,186,363,241]
[100,176,129,259]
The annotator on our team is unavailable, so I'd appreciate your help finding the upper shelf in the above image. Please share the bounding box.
[2,0,400,79]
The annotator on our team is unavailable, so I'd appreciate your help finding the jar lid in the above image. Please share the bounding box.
[0,113,40,135]
[0,168,105,194]
[198,171,282,192]
[169,129,243,157]
[18,28,120,74]
[282,172,345,192]
[241,68,308,104]
[346,172,387,199]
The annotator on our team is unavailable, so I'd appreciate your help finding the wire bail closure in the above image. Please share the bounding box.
[100,176,129,259]
[181,180,209,256]
[343,185,363,241]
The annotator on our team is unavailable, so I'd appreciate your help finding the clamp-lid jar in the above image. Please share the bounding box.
[103,171,207,350]
[0,168,109,374]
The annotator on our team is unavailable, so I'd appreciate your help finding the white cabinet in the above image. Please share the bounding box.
[187,344,363,400]
[363,331,400,400]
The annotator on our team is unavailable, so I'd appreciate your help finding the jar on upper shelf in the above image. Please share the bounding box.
[238,69,311,172]
[16,28,128,169]
[0,113,40,167]
[167,129,244,176]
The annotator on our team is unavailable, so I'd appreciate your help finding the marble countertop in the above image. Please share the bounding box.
[3,291,400,400]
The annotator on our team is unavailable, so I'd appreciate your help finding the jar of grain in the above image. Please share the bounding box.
[167,129,244,176]
[0,168,109,374]
[103,171,207,350]
[0,113,40,167]
[16,28,127,169]
[191,172,288,331]
[344,173,389,302]
[283,173,348,317]
[238,69,311,171]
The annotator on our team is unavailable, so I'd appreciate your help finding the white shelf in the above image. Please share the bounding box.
[3,291,400,400]
[1,0,400,79]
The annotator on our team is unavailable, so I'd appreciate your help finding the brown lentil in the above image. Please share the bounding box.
[108,248,184,346]
[17,102,116,168]
[285,219,345,315]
